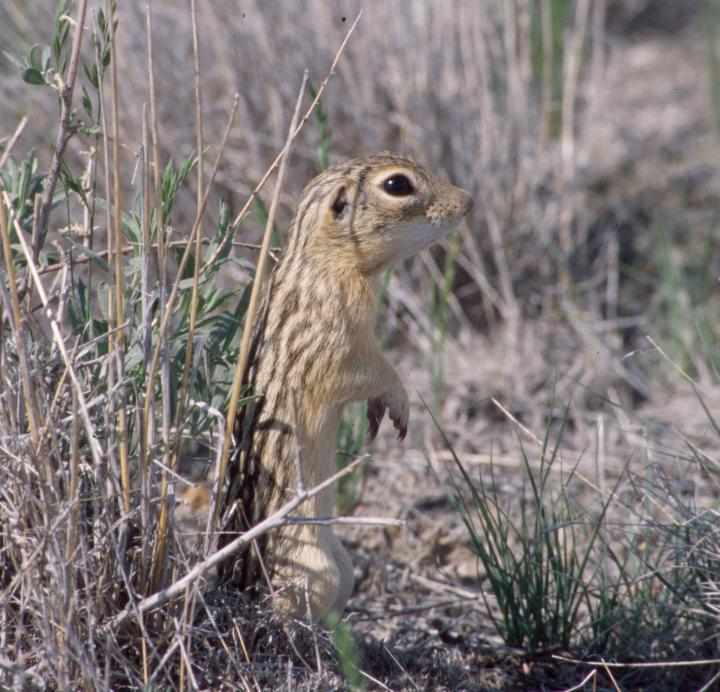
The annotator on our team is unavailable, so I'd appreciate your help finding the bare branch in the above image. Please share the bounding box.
[33,0,89,261]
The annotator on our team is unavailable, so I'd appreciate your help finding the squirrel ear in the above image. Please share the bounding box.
[331,185,348,218]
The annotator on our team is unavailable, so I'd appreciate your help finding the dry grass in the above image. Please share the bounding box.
[1,0,720,689]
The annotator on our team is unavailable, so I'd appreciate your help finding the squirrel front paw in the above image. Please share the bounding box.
[366,384,409,441]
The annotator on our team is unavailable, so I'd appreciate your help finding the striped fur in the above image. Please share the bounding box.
[219,153,472,619]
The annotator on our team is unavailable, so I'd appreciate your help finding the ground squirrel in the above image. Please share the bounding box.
[219,153,472,619]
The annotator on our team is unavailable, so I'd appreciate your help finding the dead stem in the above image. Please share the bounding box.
[0,192,39,445]
[108,0,130,515]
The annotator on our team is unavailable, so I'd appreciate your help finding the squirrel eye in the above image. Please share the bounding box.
[382,174,415,196]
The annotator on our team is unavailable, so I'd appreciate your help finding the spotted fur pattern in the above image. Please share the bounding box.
[219,153,472,619]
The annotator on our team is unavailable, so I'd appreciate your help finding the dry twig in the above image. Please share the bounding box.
[0,116,28,170]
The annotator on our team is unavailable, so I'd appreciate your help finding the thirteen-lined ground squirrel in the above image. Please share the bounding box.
[220,153,472,619]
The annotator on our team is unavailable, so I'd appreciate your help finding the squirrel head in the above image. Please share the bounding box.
[287,153,473,276]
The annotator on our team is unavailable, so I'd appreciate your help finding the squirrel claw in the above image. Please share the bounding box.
[390,413,407,441]
[366,397,386,440]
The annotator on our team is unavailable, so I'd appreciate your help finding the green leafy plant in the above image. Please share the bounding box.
[0,150,47,232]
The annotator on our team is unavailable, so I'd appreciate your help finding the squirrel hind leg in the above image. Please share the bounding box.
[270,525,353,621]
